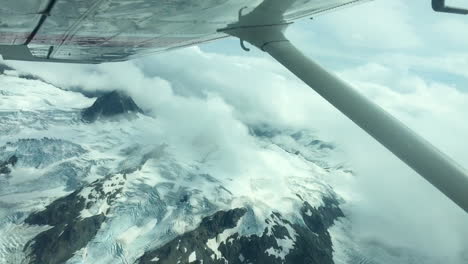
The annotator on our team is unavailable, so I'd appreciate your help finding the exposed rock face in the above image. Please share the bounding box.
[23,188,102,264]
[82,90,143,122]
[138,208,248,264]
[138,197,343,264]
[23,171,127,264]
[0,155,17,175]
[0,63,13,74]
[23,188,90,264]
[26,214,105,264]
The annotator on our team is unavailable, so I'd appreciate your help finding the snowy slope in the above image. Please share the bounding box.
[0,65,366,264]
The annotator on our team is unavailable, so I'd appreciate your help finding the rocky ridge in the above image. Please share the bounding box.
[82,90,143,122]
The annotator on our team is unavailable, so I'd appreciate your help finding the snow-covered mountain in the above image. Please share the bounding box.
[0,64,353,264]
[4,62,454,264]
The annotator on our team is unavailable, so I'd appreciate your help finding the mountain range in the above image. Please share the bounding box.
[1,62,456,264]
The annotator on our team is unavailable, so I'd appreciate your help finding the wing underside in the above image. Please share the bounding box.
[0,0,369,63]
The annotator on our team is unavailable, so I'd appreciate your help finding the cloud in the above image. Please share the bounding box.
[448,0,468,8]
[331,63,468,261]
[305,0,422,50]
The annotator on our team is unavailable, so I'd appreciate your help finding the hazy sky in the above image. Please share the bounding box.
[3,0,468,263]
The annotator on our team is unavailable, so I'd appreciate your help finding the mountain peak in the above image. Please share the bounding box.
[81,90,143,122]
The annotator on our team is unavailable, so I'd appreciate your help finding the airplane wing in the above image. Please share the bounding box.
[0,0,369,64]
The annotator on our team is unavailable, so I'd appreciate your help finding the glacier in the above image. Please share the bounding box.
[1,63,464,264]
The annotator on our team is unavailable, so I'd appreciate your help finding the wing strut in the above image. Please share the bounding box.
[432,0,468,15]
[222,24,468,213]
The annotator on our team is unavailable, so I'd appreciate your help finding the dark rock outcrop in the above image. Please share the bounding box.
[0,63,13,74]
[25,213,105,264]
[23,188,96,264]
[82,90,143,122]
[23,172,126,264]
[138,196,343,264]
[138,208,248,264]
[0,155,17,175]
[25,189,86,226]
